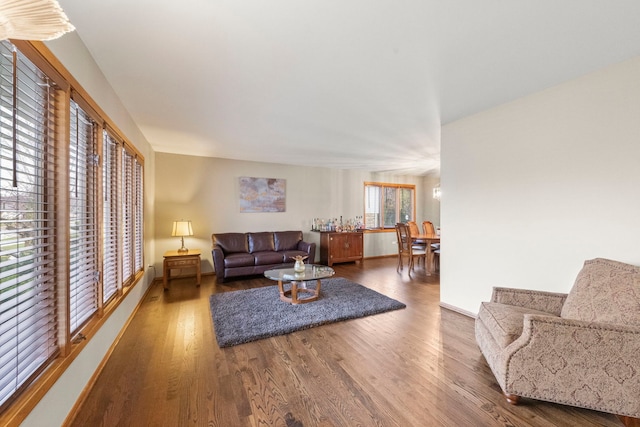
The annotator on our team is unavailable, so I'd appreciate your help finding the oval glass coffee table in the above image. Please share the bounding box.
[264,264,335,304]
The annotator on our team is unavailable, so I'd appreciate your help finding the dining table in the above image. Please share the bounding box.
[411,233,440,275]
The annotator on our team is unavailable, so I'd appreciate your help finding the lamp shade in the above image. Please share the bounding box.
[171,220,193,237]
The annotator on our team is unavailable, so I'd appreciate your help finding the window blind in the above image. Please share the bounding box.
[102,131,119,303]
[0,41,59,409]
[121,148,133,284]
[364,185,381,228]
[383,187,397,227]
[133,159,143,273]
[69,100,98,333]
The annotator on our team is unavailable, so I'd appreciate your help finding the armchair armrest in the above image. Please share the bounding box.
[504,314,640,417]
[491,287,567,316]
[297,241,316,264]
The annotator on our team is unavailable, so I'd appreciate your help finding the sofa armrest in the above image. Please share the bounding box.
[504,314,640,417]
[212,246,225,283]
[491,287,567,316]
[298,241,316,264]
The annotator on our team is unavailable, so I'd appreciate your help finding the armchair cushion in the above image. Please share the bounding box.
[561,258,640,326]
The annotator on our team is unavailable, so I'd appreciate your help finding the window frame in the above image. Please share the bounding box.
[364,181,416,230]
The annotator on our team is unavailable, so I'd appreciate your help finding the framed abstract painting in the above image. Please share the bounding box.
[239,177,286,213]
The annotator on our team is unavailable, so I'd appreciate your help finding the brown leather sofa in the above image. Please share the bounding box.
[212,230,316,283]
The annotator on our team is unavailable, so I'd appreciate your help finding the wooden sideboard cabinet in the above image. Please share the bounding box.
[318,231,363,266]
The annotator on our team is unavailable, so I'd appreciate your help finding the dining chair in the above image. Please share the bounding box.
[422,220,440,247]
[407,221,427,266]
[396,223,426,276]
[395,223,408,273]
[408,221,421,237]
[422,220,440,272]
[421,221,436,235]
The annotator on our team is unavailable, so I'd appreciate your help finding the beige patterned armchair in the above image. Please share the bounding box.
[475,258,640,419]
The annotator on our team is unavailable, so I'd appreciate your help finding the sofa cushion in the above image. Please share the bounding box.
[561,258,640,326]
[253,251,284,266]
[214,233,248,254]
[478,302,554,348]
[274,231,302,251]
[224,252,255,268]
[248,232,275,253]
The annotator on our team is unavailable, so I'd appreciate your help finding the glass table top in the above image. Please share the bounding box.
[264,264,335,282]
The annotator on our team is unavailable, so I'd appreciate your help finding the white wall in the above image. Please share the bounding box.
[153,154,429,273]
[19,34,157,427]
[440,56,640,315]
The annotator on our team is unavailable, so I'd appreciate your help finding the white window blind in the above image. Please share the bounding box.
[102,131,119,303]
[364,185,381,228]
[133,158,143,273]
[0,41,59,408]
[69,100,98,333]
[121,148,133,284]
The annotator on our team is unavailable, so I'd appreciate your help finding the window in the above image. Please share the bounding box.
[121,148,134,285]
[102,131,120,304]
[133,158,143,273]
[0,42,59,409]
[0,40,145,418]
[364,182,415,229]
[120,147,144,285]
[69,100,98,333]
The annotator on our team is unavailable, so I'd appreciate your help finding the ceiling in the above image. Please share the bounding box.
[56,1,640,176]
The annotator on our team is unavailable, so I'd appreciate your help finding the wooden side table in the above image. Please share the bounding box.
[163,249,202,290]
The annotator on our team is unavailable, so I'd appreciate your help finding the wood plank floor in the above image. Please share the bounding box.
[69,257,624,426]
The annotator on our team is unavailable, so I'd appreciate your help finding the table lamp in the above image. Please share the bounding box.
[171,220,193,253]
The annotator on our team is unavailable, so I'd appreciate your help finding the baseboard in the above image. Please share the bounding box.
[363,254,397,260]
[154,271,214,283]
[439,302,477,319]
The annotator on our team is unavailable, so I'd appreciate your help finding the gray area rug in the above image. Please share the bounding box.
[209,277,406,348]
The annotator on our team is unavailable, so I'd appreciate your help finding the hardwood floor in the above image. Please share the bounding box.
[69,257,624,426]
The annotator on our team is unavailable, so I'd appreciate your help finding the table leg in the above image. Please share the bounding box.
[426,244,433,275]
[278,279,322,304]
[196,261,201,287]
[163,259,169,290]
[278,279,286,300]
